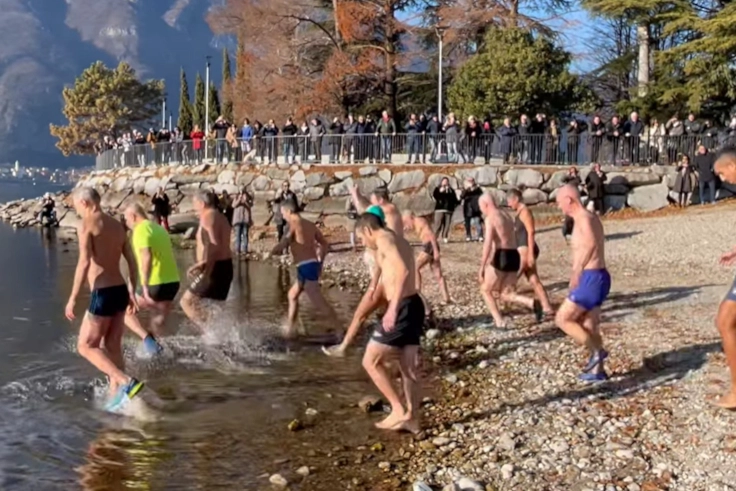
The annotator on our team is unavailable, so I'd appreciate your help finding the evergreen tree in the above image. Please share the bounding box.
[50,61,164,156]
[193,72,206,128]
[177,68,193,134]
[208,82,221,125]
[221,47,234,122]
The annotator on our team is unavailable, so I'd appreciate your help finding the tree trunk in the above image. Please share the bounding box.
[509,0,519,27]
[636,22,650,97]
[333,0,342,44]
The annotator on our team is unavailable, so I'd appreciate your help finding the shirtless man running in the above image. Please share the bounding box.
[271,201,338,338]
[402,210,451,303]
[710,148,736,407]
[180,190,233,332]
[506,188,553,321]
[478,193,539,327]
[64,187,145,411]
[354,211,424,433]
[554,185,611,382]
[350,185,403,239]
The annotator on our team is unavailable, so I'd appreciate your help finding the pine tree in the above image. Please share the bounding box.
[177,68,193,134]
[192,72,206,129]
[208,82,221,126]
[49,61,164,156]
[221,47,234,122]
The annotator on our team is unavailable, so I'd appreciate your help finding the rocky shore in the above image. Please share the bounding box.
[0,162,708,234]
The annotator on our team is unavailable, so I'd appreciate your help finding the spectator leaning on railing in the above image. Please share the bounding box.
[694,144,716,205]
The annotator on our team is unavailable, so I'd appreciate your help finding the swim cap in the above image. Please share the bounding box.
[366,205,385,222]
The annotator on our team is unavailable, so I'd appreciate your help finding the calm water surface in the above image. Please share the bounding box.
[0,184,373,490]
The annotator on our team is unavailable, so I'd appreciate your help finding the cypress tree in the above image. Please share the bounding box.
[208,82,221,125]
[177,68,193,134]
[193,72,206,129]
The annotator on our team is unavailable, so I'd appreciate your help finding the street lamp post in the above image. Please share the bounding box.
[162,98,167,129]
[435,26,447,123]
[205,55,211,161]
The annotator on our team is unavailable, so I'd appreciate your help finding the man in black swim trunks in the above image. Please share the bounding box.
[355,212,424,434]
[180,191,234,333]
[401,210,451,303]
[477,193,539,328]
[506,188,553,321]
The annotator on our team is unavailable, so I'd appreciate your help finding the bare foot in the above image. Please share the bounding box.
[389,418,421,434]
[712,391,736,409]
[322,345,346,358]
[375,410,407,429]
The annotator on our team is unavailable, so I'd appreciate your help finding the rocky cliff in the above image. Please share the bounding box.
[0,0,217,167]
[0,163,699,233]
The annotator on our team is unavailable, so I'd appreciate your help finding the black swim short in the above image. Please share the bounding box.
[88,284,130,317]
[189,259,233,301]
[521,243,540,260]
[421,241,437,259]
[146,282,180,302]
[371,294,425,348]
[492,249,521,273]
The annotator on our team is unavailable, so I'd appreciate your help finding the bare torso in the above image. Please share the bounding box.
[82,211,127,290]
[382,204,403,238]
[376,231,417,301]
[516,205,534,248]
[415,217,434,244]
[196,209,232,262]
[571,210,606,270]
[288,217,321,263]
[485,208,517,251]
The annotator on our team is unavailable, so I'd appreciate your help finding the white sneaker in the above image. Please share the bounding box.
[443,238,448,244]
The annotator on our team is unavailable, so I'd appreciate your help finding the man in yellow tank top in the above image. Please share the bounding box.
[123,204,181,355]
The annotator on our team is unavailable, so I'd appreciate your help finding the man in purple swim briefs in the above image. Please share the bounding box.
[554,185,612,382]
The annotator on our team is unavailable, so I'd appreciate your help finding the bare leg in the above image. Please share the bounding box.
[415,253,431,294]
[77,314,130,393]
[715,300,736,408]
[105,315,126,391]
[330,285,386,352]
[285,282,303,338]
[480,267,505,327]
[391,345,421,433]
[362,341,406,428]
[149,302,173,337]
[527,270,554,313]
[431,261,451,303]
[180,291,209,332]
[303,281,340,334]
[123,313,150,340]
[555,300,600,351]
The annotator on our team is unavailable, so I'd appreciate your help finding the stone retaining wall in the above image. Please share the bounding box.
[0,162,709,232]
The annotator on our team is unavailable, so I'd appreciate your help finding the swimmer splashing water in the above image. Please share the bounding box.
[65,188,145,411]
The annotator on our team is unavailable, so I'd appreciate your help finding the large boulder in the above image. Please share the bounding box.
[236,172,258,187]
[101,190,132,210]
[176,195,196,214]
[359,166,378,176]
[378,169,392,184]
[482,187,507,207]
[503,168,544,188]
[522,188,547,205]
[217,170,236,184]
[355,176,385,196]
[604,194,627,212]
[168,213,199,234]
[392,189,434,216]
[132,177,146,195]
[627,183,670,212]
[119,193,153,214]
[305,197,349,215]
[58,212,82,230]
[604,183,629,195]
[388,170,425,192]
[335,171,353,180]
[607,172,661,188]
[143,177,162,196]
[305,172,332,187]
[427,173,458,192]
[266,168,289,181]
[111,176,129,193]
[542,170,568,191]
[252,175,271,191]
[170,173,218,185]
[179,183,201,194]
[303,187,325,201]
[291,170,306,183]
[455,167,499,186]
[323,215,351,230]
[329,177,354,197]
[212,184,240,195]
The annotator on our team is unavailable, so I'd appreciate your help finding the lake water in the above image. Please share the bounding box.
[0,183,381,490]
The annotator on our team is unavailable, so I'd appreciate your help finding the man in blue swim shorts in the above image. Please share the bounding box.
[271,201,339,339]
[555,185,612,382]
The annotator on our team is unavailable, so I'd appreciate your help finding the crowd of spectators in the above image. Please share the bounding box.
[96,110,736,169]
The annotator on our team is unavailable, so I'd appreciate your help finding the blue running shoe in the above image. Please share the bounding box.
[142,335,163,356]
[578,372,609,383]
[104,378,145,413]
[582,349,608,373]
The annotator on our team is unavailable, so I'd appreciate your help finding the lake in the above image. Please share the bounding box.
[0,183,383,490]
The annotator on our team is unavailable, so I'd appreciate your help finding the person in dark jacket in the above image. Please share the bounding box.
[432,177,459,243]
[271,182,299,242]
[585,163,607,214]
[517,114,531,163]
[213,116,230,164]
[263,119,279,164]
[567,119,587,164]
[309,118,325,162]
[282,117,298,164]
[328,117,343,164]
[418,114,428,163]
[589,115,605,163]
[499,118,517,163]
[529,113,546,164]
[151,187,171,231]
[405,113,421,164]
[459,178,483,241]
[426,115,442,163]
[343,114,357,163]
[684,113,703,157]
[694,144,716,204]
[297,121,310,163]
[673,155,696,207]
[623,111,644,164]
[465,116,482,163]
[606,116,624,165]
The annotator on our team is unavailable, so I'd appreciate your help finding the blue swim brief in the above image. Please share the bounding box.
[297,259,322,284]
[725,276,736,302]
[568,269,611,311]
[88,284,130,317]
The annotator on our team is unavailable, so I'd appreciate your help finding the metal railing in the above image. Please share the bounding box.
[94,131,732,170]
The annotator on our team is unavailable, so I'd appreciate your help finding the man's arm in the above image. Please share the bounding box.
[66,226,92,319]
[520,209,536,266]
[383,242,409,331]
[350,185,371,214]
[122,239,139,296]
[199,214,219,275]
[315,228,331,262]
[570,217,596,287]
[137,247,152,289]
[479,217,494,271]
[271,230,292,256]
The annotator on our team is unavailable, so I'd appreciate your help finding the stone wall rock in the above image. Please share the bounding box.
[456,167,498,186]
[627,183,670,212]
[503,168,544,188]
[522,188,547,205]
[607,172,661,188]
[388,170,425,192]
